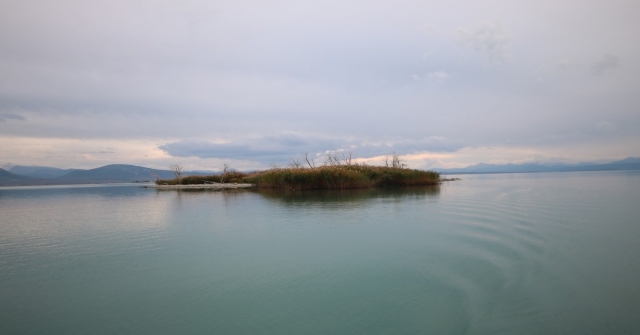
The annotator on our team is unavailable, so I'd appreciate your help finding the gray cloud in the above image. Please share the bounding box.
[592,54,620,75]
[158,133,344,162]
[159,134,464,164]
[589,121,616,134]
[0,113,26,122]
[354,136,464,158]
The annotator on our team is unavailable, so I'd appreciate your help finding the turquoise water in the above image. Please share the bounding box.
[1,171,639,334]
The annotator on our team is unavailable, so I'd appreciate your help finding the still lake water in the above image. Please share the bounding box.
[1,171,639,334]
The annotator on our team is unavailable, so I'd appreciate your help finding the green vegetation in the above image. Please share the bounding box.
[156,165,440,190]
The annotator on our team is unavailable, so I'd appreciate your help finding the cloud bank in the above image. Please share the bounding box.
[159,134,464,165]
[1,0,639,169]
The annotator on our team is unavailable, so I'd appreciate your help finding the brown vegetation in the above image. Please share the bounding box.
[244,164,439,190]
[156,155,440,190]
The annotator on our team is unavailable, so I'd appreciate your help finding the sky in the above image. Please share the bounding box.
[1,0,639,171]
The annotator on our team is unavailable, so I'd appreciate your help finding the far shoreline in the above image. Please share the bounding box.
[144,183,254,190]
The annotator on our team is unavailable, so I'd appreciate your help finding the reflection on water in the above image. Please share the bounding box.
[1,173,640,334]
[0,185,172,241]
[255,185,440,205]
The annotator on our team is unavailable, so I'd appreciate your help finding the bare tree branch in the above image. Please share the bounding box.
[303,152,315,168]
[169,164,183,184]
[324,152,341,166]
[289,157,303,168]
[220,163,229,183]
[343,150,353,165]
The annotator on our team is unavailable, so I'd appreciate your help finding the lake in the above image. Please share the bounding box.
[1,171,639,334]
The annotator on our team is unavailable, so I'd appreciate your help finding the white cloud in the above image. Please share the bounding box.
[456,20,512,62]
[411,71,450,83]
[427,71,451,81]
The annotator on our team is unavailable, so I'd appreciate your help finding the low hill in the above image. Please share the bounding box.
[0,168,41,186]
[9,165,79,179]
[2,164,213,186]
[53,164,178,183]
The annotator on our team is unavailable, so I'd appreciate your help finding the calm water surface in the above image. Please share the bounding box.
[1,172,639,334]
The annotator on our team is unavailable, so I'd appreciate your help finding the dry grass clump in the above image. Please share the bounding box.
[156,171,248,185]
[243,165,373,190]
[243,164,439,190]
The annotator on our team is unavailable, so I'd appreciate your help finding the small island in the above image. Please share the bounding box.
[149,155,441,191]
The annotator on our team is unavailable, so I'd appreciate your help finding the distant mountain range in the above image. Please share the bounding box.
[8,165,80,179]
[0,168,38,185]
[0,164,214,186]
[435,157,640,175]
[2,158,640,186]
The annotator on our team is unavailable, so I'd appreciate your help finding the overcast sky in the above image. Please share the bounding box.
[1,0,639,170]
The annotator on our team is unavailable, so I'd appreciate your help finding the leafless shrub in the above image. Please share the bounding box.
[220,163,229,183]
[343,150,353,165]
[169,164,183,184]
[391,152,406,168]
[324,152,341,166]
[323,150,354,166]
[289,157,303,168]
